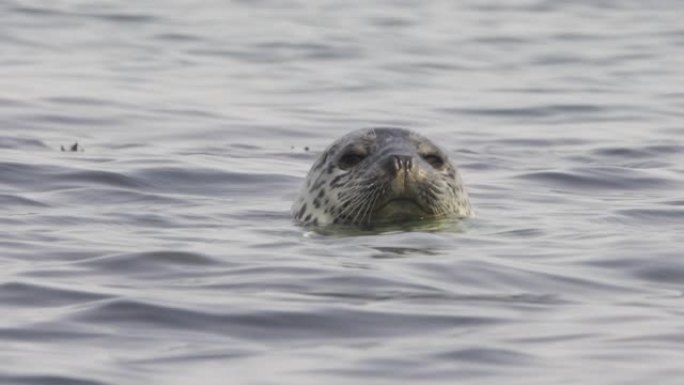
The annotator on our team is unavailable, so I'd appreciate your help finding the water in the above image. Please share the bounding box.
[2,0,684,384]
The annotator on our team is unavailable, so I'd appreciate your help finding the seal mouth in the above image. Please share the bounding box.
[373,198,429,222]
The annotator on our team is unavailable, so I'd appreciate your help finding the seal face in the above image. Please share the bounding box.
[292,127,472,227]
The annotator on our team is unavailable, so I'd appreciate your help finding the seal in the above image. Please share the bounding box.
[292,127,472,226]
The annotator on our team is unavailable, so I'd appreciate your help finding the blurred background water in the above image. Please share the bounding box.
[2,0,684,384]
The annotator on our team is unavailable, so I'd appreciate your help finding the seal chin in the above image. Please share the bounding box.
[373,198,429,223]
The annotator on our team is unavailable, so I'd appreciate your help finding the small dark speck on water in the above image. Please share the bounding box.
[61,142,82,152]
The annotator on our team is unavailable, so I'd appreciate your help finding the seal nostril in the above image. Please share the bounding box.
[389,155,413,173]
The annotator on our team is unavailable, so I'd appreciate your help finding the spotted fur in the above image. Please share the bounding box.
[292,127,472,226]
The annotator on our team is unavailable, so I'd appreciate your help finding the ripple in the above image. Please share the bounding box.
[9,5,67,17]
[0,324,103,342]
[0,194,49,208]
[0,97,29,108]
[0,136,47,150]
[131,166,297,195]
[492,137,588,147]
[592,144,684,159]
[0,282,111,307]
[617,208,684,224]
[27,114,119,127]
[633,262,684,285]
[69,298,506,340]
[47,187,183,206]
[446,104,607,118]
[82,12,157,24]
[255,42,362,61]
[153,32,203,42]
[0,162,61,188]
[432,347,536,366]
[0,375,109,385]
[516,166,677,191]
[0,162,144,189]
[74,251,221,275]
[43,96,126,107]
[57,170,145,189]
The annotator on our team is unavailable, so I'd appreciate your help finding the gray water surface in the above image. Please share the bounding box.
[2,1,684,384]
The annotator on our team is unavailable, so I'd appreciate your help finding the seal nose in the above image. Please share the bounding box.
[386,154,413,175]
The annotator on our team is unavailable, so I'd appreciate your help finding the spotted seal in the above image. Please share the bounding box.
[292,127,472,226]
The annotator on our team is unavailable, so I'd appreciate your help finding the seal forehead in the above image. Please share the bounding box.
[333,127,434,153]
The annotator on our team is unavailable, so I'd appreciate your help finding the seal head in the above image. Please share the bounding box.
[292,127,472,227]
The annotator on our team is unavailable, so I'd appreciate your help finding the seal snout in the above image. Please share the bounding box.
[383,152,420,199]
[384,154,414,175]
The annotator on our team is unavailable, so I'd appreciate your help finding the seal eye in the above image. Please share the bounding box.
[422,154,444,169]
[338,152,366,169]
